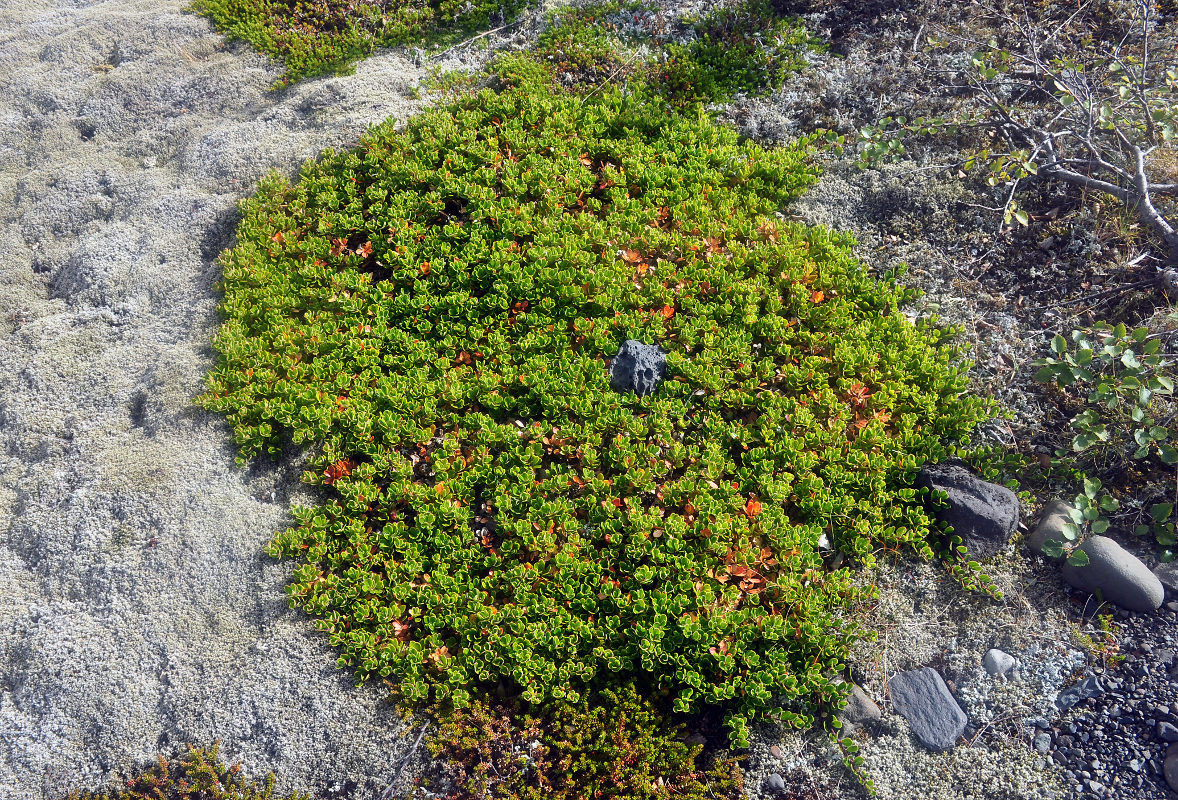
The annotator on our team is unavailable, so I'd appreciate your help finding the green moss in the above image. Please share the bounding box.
[417,683,743,799]
[201,63,990,745]
[66,744,307,800]
[190,0,534,86]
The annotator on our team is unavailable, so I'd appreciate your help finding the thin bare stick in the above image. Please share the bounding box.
[381,721,431,800]
[433,21,520,60]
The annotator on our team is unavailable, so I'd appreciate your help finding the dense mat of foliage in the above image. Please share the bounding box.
[66,744,304,800]
[202,63,989,743]
[534,0,818,104]
[189,0,532,85]
[660,0,819,104]
[415,683,742,799]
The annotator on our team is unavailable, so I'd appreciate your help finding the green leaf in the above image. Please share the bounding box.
[1033,366,1056,384]
[1160,444,1178,465]
[1041,539,1065,558]
[1152,503,1174,523]
[1051,334,1067,355]
[1066,549,1090,567]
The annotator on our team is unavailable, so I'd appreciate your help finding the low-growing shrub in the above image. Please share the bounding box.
[533,0,818,104]
[190,0,534,85]
[531,2,642,89]
[413,683,743,799]
[201,64,989,744]
[66,743,305,800]
[1033,320,1177,558]
[661,0,819,105]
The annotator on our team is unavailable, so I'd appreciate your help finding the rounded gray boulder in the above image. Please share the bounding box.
[1027,499,1073,558]
[982,648,1019,679]
[1166,742,1178,791]
[1061,535,1164,613]
[839,683,882,727]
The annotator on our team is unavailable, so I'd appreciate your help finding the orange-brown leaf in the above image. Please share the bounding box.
[323,458,355,484]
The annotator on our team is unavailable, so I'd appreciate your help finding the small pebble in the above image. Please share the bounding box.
[763,773,786,795]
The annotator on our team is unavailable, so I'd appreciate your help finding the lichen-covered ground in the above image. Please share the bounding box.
[0,1,1171,799]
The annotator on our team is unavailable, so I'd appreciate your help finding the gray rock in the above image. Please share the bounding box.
[1033,733,1052,754]
[1158,721,1178,743]
[609,339,666,397]
[1061,536,1164,612]
[982,648,1019,678]
[1166,743,1178,791]
[763,773,786,794]
[1162,268,1178,302]
[1028,499,1073,558]
[1057,675,1103,711]
[839,684,882,727]
[888,667,969,751]
[1154,561,1178,597]
[917,462,1020,559]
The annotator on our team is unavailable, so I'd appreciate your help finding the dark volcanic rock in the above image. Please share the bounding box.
[1057,675,1103,711]
[889,667,969,751]
[609,339,666,397]
[917,462,1020,559]
[1061,536,1164,613]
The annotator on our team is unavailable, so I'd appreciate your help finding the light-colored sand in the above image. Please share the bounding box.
[0,3,489,795]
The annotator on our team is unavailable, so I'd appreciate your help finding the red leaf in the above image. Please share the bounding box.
[323,458,355,484]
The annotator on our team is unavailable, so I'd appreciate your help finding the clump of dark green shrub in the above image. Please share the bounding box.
[531,0,817,104]
[413,683,742,799]
[190,0,533,86]
[201,63,989,744]
[531,2,641,88]
[66,744,305,800]
[661,0,819,104]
